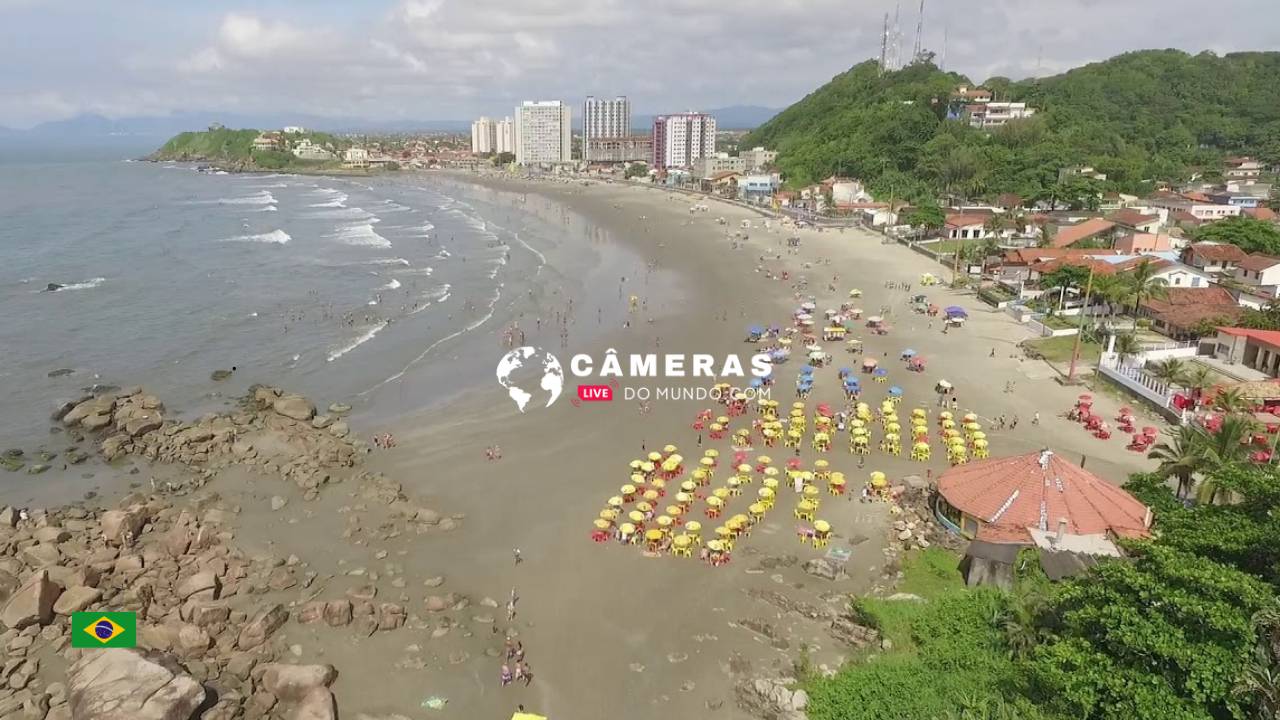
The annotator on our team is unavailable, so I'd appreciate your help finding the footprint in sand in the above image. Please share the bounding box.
[629,663,645,673]
[667,652,689,664]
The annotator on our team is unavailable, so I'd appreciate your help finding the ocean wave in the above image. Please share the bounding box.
[251,182,288,189]
[365,284,495,391]
[214,191,276,206]
[327,321,389,362]
[397,266,434,276]
[405,283,450,315]
[368,257,411,266]
[220,229,291,244]
[40,277,106,293]
[418,221,435,235]
[332,223,391,248]
[434,248,451,259]
[305,207,372,221]
[383,278,402,290]
[509,230,548,272]
[381,200,412,213]
[309,192,348,208]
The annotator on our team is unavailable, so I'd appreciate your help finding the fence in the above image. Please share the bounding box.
[1096,355,1187,423]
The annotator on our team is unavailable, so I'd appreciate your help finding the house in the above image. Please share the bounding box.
[1050,218,1116,248]
[282,126,306,134]
[830,178,872,205]
[1225,156,1264,181]
[1234,254,1280,297]
[1212,327,1280,377]
[1059,166,1108,183]
[995,248,1121,286]
[951,85,993,103]
[252,132,283,151]
[773,190,798,208]
[1244,207,1279,223]
[965,102,1035,130]
[1182,242,1249,274]
[859,204,902,227]
[1146,193,1242,222]
[1139,287,1243,339]
[692,153,745,180]
[1110,256,1213,288]
[1107,209,1162,233]
[737,173,780,202]
[1114,233,1171,254]
[1208,191,1264,209]
[342,147,369,167]
[703,170,742,195]
[995,193,1024,210]
[944,213,989,240]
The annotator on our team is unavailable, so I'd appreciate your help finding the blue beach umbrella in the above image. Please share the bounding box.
[901,349,917,358]
[874,368,888,377]
[944,306,967,317]
[839,367,853,377]
[750,378,764,389]
[748,325,764,336]
[888,386,903,396]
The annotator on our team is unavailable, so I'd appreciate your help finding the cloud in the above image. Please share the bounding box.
[2,0,1279,127]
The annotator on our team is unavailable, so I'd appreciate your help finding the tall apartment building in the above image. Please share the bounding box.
[582,96,631,162]
[495,116,515,155]
[651,112,717,170]
[515,101,572,165]
[470,117,496,154]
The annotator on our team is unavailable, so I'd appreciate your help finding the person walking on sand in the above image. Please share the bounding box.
[1011,415,1019,430]
[519,662,533,687]
[501,664,513,687]
[950,397,959,411]
[1032,412,1040,426]
[512,548,522,566]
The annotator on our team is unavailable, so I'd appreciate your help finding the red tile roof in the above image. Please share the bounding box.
[1171,210,1202,225]
[1237,254,1280,272]
[1051,219,1116,248]
[1219,327,1280,349]
[1141,287,1243,329]
[937,450,1152,544]
[945,213,988,229]
[1245,207,1278,222]
[1185,242,1248,264]
[1031,257,1120,276]
[1107,209,1160,228]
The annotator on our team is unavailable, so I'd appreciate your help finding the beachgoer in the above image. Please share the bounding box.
[512,548,522,566]
[1011,415,1019,430]
[501,664,513,687]
[950,397,959,411]
[990,348,996,358]
[520,662,533,687]
[1032,412,1040,425]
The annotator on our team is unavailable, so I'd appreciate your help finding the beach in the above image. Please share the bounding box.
[0,168,1157,720]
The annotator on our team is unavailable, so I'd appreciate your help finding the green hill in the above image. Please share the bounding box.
[745,50,1280,202]
[151,127,350,170]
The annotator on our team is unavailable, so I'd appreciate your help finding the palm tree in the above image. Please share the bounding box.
[1091,274,1129,328]
[1113,332,1141,365]
[1149,426,1202,499]
[1194,415,1260,504]
[1000,585,1049,660]
[1213,387,1255,415]
[1125,259,1171,315]
[1147,358,1187,389]
[1234,602,1280,720]
[1181,364,1216,404]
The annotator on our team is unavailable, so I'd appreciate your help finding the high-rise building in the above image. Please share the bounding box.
[651,112,717,169]
[495,117,515,155]
[582,96,630,162]
[515,101,572,165]
[470,117,496,154]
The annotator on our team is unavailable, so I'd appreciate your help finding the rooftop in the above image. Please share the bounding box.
[1141,287,1243,329]
[1236,254,1280,273]
[1186,242,1249,263]
[1107,209,1160,227]
[1218,327,1280,349]
[1051,218,1116,248]
[937,450,1152,544]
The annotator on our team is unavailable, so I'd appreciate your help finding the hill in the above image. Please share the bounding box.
[744,50,1280,201]
[150,127,349,170]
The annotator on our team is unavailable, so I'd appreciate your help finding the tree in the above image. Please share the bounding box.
[1123,259,1170,315]
[1195,216,1280,255]
[1148,357,1187,388]
[1113,332,1141,364]
[904,204,946,238]
[1040,265,1091,312]
[1213,387,1255,415]
[1031,544,1273,720]
[493,151,516,165]
[1149,426,1203,499]
[624,162,650,179]
[1181,364,1216,403]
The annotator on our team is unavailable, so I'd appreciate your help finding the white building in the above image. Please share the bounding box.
[495,116,515,155]
[515,101,572,165]
[692,153,745,179]
[651,112,717,170]
[582,96,630,162]
[967,102,1036,130]
[282,126,306,134]
[291,138,333,161]
[470,117,496,154]
[343,147,369,167]
[740,146,778,171]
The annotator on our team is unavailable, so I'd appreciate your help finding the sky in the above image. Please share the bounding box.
[2,0,1279,128]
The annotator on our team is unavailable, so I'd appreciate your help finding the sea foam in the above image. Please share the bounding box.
[220,229,291,244]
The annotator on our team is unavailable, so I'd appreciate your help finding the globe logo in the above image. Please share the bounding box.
[94,620,116,639]
[495,347,564,412]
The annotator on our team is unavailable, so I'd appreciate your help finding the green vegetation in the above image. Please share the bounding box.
[151,127,351,171]
[1024,334,1099,363]
[745,50,1280,201]
[624,162,650,179]
[1194,216,1280,255]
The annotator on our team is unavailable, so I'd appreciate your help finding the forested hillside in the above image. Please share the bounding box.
[745,50,1280,202]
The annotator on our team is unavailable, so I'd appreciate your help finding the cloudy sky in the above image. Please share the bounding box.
[2,0,1278,128]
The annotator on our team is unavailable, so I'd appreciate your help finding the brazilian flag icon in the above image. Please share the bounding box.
[71,612,136,649]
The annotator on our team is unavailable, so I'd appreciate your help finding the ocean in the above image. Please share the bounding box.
[0,158,659,453]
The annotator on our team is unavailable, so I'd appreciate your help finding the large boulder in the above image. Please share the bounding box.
[53,586,103,615]
[238,603,288,649]
[1,570,61,629]
[292,687,337,720]
[273,395,316,422]
[100,505,151,546]
[68,648,205,720]
[259,663,337,702]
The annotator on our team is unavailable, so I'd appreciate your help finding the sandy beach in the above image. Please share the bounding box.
[0,171,1158,720]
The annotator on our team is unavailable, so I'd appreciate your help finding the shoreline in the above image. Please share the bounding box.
[0,167,1158,720]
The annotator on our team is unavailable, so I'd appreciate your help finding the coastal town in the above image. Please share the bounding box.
[5,6,1280,720]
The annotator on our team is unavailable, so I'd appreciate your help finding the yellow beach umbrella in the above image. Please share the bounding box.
[759,487,775,500]
[685,520,702,533]
[621,484,636,495]
[629,459,643,470]
[886,422,901,434]
[673,534,692,548]
[681,480,697,493]
[630,473,646,484]
[707,540,725,552]
[737,463,753,474]
[757,455,773,465]
[648,452,662,462]
[763,477,779,490]
[663,444,678,454]
[814,459,830,470]
[707,495,724,508]
[914,442,930,451]
[619,522,636,536]
[657,515,674,527]
[911,408,926,417]
[593,518,612,530]
[599,509,618,520]
[645,529,664,541]
[642,490,660,503]
[637,501,653,513]
[869,471,886,486]
[640,461,655,474]
[972,431,987,441]
[939,411,954,421]
[704,448,719,458]
[608,496,624,508]
[628,510,645,523]
[814,520,831,533]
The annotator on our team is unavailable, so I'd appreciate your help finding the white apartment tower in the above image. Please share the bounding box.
[515,101,572,165]
[582,96,631,162]
[470,117,496,154]
[495,116,515,154]
[651,112,717,169]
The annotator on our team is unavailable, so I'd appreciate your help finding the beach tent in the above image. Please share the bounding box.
[944,306,968,317]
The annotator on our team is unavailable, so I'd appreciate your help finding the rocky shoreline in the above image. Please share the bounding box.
[0,385,468,720]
